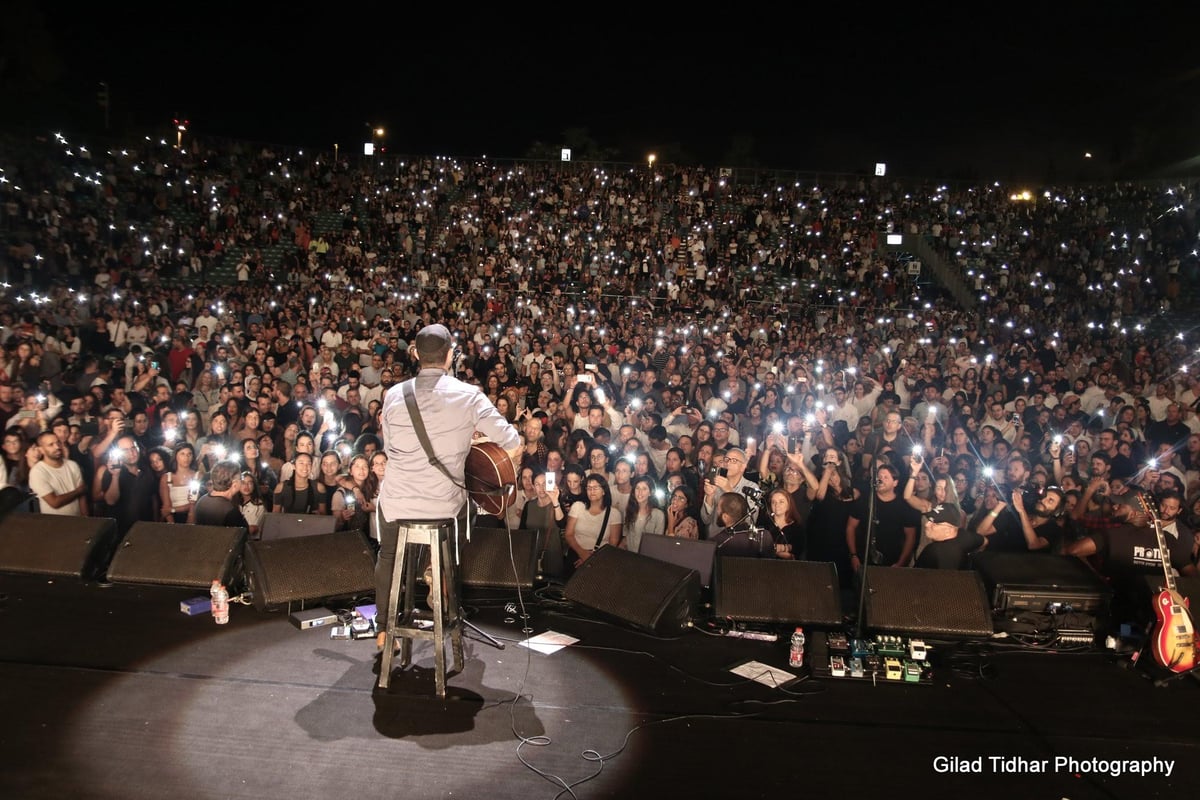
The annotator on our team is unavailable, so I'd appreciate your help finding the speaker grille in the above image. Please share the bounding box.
[108,522,247,588]
[460,527,543,589]
[245,531,375,610]
[866,568,994,637]
[564,546,699,635]
[714,558,843,625]
[0,514,120,580]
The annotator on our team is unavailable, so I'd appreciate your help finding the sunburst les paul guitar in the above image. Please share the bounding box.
[1136,493,1196,673]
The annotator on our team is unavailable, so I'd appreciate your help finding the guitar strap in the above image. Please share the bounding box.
[400,378,471,549]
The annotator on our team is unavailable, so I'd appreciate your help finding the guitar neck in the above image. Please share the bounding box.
[1151,519,1178,594]
[1138,492,1177,594]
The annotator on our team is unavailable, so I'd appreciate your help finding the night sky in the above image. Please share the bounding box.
[8,5,1198,181]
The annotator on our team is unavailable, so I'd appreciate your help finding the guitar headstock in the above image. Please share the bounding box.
[1135,490,1161,524]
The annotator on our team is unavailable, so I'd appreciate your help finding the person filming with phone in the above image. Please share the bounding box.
[699,445,761,539]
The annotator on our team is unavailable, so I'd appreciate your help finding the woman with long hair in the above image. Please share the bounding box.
[565,429,593,467]
[759,488,804,559]
[558,464,588,514]
[237,471,267,539]
[279,431,317,482]
[330,454,375,532]
[273,452,324,514]
[564,473,622,568]
[180,408,205,447]
[792,445,859,585]
[623,475,665,553]
[191,369,220,416]
[520,468,569,577]
[664,484,702,539]
[315,450,346,511]
[633,451,659,485]
[160,442,199,523]
[201,410,239,469]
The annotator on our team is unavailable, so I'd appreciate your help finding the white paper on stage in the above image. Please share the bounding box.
[517,630,580,655]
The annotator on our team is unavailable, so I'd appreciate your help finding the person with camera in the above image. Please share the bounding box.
[976,482,1066,553]
[699,445,761,539]
[93,431,157,535]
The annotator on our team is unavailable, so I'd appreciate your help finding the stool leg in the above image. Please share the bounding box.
[378,527,410,689]
[443,531,464,673]
[429,532,447,698]
[399,542,419,668]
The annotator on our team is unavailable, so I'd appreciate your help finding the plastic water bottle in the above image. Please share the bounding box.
[788,626,805,667]
[210,580,229,625]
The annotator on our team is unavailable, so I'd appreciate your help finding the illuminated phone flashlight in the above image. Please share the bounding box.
[215,366,224,378]
[982,466,994,479]
[654,488,666,503]
[630,398,642,409]
[609,444,618,453]
[337,443,352,457]
[594,387,606,403]
[623,366,630,376]
[912,444,922,456]
[318,399,327,410]
[1053,434,1062,445]
[164,428,177,443]
[1148,458,1158,469]
[772,422,784,434]
[708,409,718,420]
[805,413,816,425]
[188,479,201,501]
[213,444,226,459]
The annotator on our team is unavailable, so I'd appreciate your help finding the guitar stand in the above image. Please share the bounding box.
[1128,621,1200,687]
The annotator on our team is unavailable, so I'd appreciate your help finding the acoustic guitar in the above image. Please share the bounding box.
[465,440,517,517]
[1135,492,1196,673]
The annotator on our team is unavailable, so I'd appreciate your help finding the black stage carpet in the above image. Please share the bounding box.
[0,573,1196,800]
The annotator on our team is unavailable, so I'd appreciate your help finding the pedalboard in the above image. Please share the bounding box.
[810,631,933,684]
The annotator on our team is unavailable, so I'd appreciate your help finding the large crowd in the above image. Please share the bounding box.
[2,128,1199,615]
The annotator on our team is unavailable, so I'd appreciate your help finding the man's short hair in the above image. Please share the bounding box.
[207,459,241,493]
[718,492,749,527]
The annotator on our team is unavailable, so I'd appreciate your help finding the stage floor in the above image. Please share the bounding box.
[0,573,1196,800]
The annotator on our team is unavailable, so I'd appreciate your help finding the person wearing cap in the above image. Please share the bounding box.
[374,323,523,645]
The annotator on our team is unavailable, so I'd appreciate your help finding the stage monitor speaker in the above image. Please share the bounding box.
[714,557,843,626]
[107,522,247,589]
[0,514,121,580]
[564,546,700,635]
[459,527,543,589]
[260,512,339,541]
[972,551,1111,614]
[244,530,375,611]
[640,534,717,587]
[865,567,994,638]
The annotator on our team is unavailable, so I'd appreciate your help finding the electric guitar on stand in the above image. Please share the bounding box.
[1136,492,1196,673]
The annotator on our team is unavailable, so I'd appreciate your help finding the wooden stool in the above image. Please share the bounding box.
[377,520,464,697]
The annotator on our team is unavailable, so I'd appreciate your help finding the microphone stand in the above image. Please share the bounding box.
[451,343,505,652]
[854,463,881,640]
[716,507,770,556]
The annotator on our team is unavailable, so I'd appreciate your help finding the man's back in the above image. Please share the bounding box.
[378,370,519,521]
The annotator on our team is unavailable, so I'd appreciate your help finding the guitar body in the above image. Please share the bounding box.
[465,441,517,517]
[1152,589,1196,673]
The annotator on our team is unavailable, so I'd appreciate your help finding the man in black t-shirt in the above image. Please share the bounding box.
[191,460,249,529]
[1066,498,1196,620]
[846,463,919,569]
